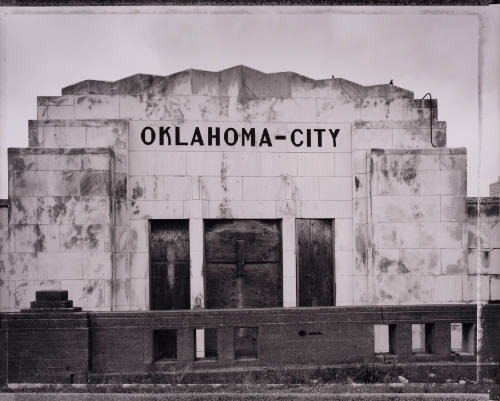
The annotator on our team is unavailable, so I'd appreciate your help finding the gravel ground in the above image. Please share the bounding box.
[0,392,491,401]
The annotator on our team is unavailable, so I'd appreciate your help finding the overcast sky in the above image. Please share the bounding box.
[0,6,498,198]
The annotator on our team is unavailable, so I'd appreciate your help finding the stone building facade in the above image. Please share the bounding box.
[0,65,498,312]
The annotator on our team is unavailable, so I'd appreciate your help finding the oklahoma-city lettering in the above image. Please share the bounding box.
[140,126,340,148]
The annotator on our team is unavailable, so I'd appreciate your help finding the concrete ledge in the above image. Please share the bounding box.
[8,147,113,156]
[371,147,466,155]
[30,119,128,127]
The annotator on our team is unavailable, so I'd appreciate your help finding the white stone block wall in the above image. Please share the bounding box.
[369,148,468,304]
[3,67,495,310]
[467,198,500,301]
[1,148,114,311]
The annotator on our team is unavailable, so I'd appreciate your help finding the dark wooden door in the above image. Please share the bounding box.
[296,219,334,307]
[205,219,282,309]
[150,220,190,310]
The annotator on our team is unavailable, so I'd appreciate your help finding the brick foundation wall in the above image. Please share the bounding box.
[1,304,498,384]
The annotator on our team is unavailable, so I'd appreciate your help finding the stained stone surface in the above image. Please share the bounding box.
[369,148,469,304]
[0,65,497,311]
[3,148,113,311]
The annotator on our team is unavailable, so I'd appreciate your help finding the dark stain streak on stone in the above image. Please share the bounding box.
[397,261,409,274]
[34,225,46,252]
[402,167,417,183]
[115,177,127,199]
[11,157,26,170]
[131,184,144,201]
[86,225,99,249]
[379,257,392,273]
[354,176,360,191]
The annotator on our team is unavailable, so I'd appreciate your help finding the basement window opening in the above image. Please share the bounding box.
[451,323,476,355]
[411,323,434,354]
[153,329,177,361]
[194,328,218,360]
[373,324,396,354]
[234,327,258,360]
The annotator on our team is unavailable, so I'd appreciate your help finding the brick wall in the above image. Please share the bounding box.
[1,148,114,311]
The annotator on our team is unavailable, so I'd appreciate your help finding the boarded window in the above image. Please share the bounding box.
[205,219,282,309]
[296,219,334,307]
[150,220,190,310]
